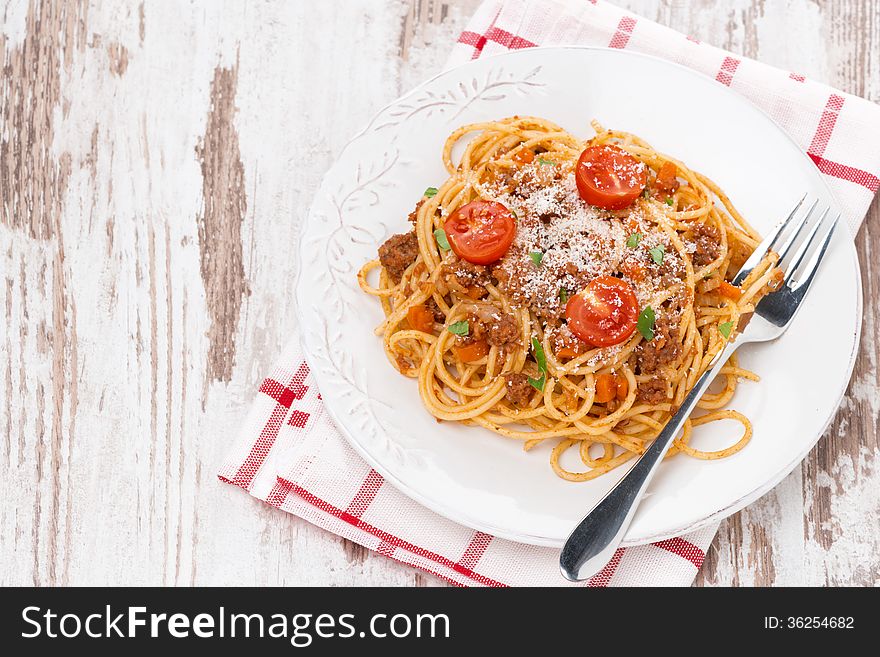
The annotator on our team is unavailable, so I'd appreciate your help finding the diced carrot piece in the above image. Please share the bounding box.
[407,304,435,333]
[512,147,535,164]
[718,280,743,300]
[454,340,489,363]
[615,376,628,401]
[621,259,646,283]
[594,373,617,403]
[556,336,589,359]
[654,161,680,196]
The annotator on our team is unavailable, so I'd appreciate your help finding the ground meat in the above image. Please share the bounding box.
[636,377,668,404]
[449,257,490,287]
[491,265,509,286]
[637,313,681,374]
[549,323,586,356]
[425,297,446,323]
[516,161,564,190]
[378,231,419,283]
[407,199,425,224]
[691,223,721,267]
[658,251,686,287]
[726,240,751,276]
[504,372,533,407]
[486,164,518,195]
[467,305,520,348]
[486,313,519,347]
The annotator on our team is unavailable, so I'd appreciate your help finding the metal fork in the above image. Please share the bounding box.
[559,195,840,582]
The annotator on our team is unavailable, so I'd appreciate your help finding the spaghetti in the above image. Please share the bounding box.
[358,116,780,482]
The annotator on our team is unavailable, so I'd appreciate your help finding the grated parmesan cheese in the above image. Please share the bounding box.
[474,164,685,324]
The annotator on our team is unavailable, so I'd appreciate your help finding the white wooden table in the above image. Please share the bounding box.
[2,0,878,586]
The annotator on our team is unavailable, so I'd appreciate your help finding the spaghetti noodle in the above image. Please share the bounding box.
[358,116,780,482]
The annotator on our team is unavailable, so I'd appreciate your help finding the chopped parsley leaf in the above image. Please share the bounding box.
[649,245,665,265]
[434,228,450,251]
[424,187,439,198]
[719,321,735,339]
[527,337,548,391]
[527,374,545,392]
[627,232,642,249]
[447,320,469,337]
[529,251,543,267]
[638,306,656,341]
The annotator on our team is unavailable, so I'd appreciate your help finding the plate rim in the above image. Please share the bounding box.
[294,45,864,547]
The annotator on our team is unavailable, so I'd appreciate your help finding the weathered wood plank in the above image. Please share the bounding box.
[1,0,877,587]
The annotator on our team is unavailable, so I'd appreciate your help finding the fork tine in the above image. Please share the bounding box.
[775,197,819,263]
[768,193,808,252]
[788,213,839,291]
[783,206,831,275]
[732,193,807,286]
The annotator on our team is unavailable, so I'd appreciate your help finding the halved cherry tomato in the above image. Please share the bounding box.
[407,304,435,333]
[565,276,639,347]
[594,373,618,403]
[575,145,647,210]
[444,201,516,265]
[718,280,743,301]
[454,340,489,363]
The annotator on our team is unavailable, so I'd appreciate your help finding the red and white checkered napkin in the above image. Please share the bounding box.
[219,0,880,587]
[219,340,715,586]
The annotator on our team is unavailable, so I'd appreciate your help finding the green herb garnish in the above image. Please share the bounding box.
[447,320,469,337]
[424,187,439,198]
[637,306,656,341]
[627,232,642,249]
[649,245,665,265]
[665,197,674,206]
[434,228,450,251]
[559,287,570,304]
[718,321,734,339]
[537,157,556,166]
[529,251,543,267]
[527,337,548,391]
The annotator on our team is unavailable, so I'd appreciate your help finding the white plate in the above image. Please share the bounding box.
[295,47,861,547]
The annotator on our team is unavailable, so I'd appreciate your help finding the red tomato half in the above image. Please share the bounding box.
[575,145,647,210]
[444,201,517,265]
[565,276,639,347]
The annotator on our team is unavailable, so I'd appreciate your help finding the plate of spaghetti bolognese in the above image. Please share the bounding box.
[295,47,861,546]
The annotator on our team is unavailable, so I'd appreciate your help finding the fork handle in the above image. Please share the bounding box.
[559,340,740,581]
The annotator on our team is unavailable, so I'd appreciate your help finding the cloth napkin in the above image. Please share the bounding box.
[219,0,880,587]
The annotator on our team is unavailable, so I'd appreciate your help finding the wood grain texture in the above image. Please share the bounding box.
[197,62,249,385]
[0,0,877,587]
